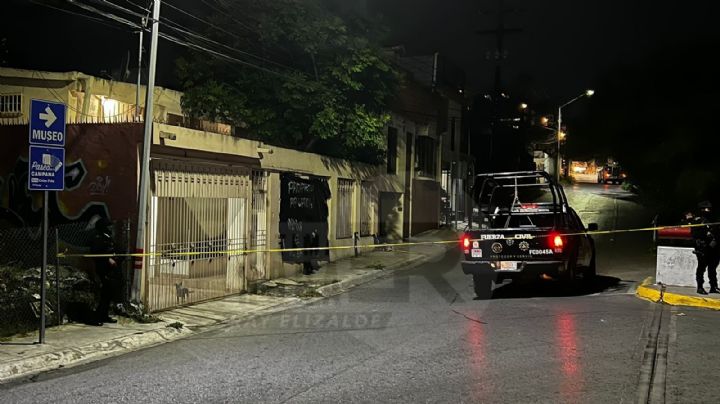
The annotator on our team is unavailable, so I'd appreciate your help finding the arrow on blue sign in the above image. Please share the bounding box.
[38,106,58,127]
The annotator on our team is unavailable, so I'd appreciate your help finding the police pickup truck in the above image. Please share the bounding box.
[461,171,598,299]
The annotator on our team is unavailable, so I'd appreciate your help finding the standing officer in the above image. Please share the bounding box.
[692,201,720,295]
[91,217,118,324]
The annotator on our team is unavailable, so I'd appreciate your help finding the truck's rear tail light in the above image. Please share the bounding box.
[549,233,564,252]
[462,236,470,253]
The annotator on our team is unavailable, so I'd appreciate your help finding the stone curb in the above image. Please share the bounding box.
[0,325,191,383]
[315,254,426,297]
[315,240,453,297]
[635,277,720,310]
[0,297,309,384]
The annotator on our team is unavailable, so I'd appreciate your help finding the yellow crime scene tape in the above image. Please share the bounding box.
[57,221,718,259]
[56,239,461,259]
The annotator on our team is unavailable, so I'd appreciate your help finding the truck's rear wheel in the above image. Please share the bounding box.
[473,275,493,299]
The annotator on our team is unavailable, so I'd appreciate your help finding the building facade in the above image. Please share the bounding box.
[0,67,182,124]
[0,67,447,311]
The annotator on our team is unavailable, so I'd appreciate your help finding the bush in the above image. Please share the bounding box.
[0,265,98,338]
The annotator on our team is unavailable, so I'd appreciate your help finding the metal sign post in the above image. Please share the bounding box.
[40,191,48,343]
[28,99,66,344]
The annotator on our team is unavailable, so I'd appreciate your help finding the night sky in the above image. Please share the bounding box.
[2,0,719,101]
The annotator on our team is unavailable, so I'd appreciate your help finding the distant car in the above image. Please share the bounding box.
[597,165,627,184]
[461,171,597,299]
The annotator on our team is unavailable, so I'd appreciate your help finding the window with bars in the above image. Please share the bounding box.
[387,127,398,174]
[415,136,437,178]
[360,182,373,236]
[450,117,456,151]
[0,94,22,115]
[336,179,354,239]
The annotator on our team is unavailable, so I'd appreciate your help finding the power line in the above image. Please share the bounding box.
[75,0,302,77]
[160,14,296,72]
[30,0,129,32]
[192,0,296,61]
[121,0,150,14]
[157,32,297,80]
[65,1,298,80]
[69,0,144,30]
[196,0,256,33]
[83,0,153,21]
[162,0,246,42]
[159,1,297,73]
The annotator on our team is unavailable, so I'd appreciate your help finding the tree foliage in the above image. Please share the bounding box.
[176,0,399,163]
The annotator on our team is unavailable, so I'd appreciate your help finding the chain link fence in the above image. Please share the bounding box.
[0,219,132,339]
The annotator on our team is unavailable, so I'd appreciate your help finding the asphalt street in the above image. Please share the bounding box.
[2,183,718,403]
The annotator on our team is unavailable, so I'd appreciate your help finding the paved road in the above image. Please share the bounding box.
[1,184,717,403]
[566,182,656,282]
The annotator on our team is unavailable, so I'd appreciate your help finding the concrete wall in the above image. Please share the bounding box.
[153,123,419,279]
[656,246,706,288]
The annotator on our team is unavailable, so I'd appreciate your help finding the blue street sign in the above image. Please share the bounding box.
[29,99,66,147]
[28,146,65,191]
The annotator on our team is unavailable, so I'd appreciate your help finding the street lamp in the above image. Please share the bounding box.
[556,89,594,182]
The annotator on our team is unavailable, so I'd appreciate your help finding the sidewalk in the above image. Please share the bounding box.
[259,228,457,298]
[0,228,457,383]
[636,278,720,310]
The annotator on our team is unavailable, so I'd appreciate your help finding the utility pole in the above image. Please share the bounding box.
[135,16,146,121]
[133,0,160,301]
[475,0,522,96]
[475,0,522,171]
[556,107,562,183]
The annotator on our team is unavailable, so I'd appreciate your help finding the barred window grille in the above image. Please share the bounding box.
[251,170,268,248]
[415,136,437,178]
[360,182,373,236]
[336,179,354,239]
[387,127,398,174]
[0,94,22,115]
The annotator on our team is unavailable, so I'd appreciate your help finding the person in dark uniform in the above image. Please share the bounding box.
[691,201,720,295]
[310,228,320,272]
[91,217,118,324]
[681,210,695,226]
[302,231,313,275]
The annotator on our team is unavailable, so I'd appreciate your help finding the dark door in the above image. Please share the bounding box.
[379,192,402,239]
[403,132,414,238]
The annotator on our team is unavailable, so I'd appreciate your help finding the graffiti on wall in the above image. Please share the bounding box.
[279,173,331,263]
[0,123,143,235]
[0,157,110,229]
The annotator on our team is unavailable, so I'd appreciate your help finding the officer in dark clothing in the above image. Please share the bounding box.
[302,231,313,275]
[91,217,118,324]
[691,201,720,295]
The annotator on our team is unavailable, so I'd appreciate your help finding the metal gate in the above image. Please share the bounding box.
[147,160,252,311]
[248,170,268,282]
